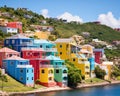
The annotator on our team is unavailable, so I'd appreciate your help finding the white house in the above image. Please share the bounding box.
[0,26,18,34]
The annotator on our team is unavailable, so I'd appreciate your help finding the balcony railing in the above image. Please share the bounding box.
[44,48,57,52]
[22,47,44,51]
[40,65,67,68]
[21,42,33,46]
[78,61,90,64]
[17,65,33,68]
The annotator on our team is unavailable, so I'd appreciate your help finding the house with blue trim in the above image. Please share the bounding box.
[4,34,37,52]
[33,39,57,56]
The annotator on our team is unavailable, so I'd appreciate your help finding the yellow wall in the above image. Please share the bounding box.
[56,43,71,60]
[39,68,54,83]
[34,31,50,39]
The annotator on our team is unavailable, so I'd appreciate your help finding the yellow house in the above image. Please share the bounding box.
[34,31,51,39]
[101,61,113,80]
[39,65,56,87]
[69,53,90,79]
[55,38,90,79]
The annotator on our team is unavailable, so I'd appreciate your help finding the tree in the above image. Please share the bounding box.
[65,60,82,87]
[94,66,106,79]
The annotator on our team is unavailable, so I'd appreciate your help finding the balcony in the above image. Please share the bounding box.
[17,65,33,68]
[44,48,57,52]
[40,65,54,68]
[21,42,33,46]
[22,47,44,51]
[78,61,90,64]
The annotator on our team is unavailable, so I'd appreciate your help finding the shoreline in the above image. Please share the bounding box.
[1,80,120,96]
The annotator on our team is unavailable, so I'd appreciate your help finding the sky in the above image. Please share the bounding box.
[0,0,120,28]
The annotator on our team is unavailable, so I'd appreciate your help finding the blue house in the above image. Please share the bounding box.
[3,55,34,86]
[4,34,37,52]
[33,39,57,56]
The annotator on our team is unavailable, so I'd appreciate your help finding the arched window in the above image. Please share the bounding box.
[63,70,67,73]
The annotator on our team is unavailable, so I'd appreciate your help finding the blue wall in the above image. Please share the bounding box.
[88,57,95,71]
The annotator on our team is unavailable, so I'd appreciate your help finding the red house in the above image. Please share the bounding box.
[7,22,23,33]
[0,47,20,68]
[93,49,104,64]
[21,48,50,81]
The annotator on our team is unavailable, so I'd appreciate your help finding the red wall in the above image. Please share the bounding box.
[7,22,22,33]
[94,51,102,64]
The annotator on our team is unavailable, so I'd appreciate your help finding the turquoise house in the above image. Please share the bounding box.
[33,39,57,56]
[3,56,34,86]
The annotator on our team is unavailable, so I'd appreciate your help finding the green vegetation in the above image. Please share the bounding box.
[112,66,120,78]
[94,66,106,79]
[65,60,82,87]
[0,73,44,92]
[85,78,105,84]
[105,49,120,60]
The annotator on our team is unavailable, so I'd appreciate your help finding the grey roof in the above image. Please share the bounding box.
[55,38,74,43]
[6,34,31,39]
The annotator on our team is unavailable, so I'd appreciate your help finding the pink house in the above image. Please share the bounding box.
[0,47,20,68]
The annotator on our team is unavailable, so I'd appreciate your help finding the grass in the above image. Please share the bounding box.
[84,78,105,84]
[0,74,44,92]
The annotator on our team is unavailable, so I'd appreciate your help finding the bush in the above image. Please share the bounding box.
[94,66,106,79]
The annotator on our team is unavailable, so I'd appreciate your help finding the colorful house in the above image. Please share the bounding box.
[93,49,104,64]
[55,38,90,79]
[4,34,36,52]
[34,39,57,56]
[45,55,68,86]
[55,38,80,60]
[54,66,68,87]
[0,47,20,68]
[69,53,90,79]
[39,65,56,87]
[98,61,113,80]
[21,47,50,81]
[7,22,23,33]
[3,55,34,86]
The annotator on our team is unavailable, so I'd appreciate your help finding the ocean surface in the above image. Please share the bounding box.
[23,84,120,96]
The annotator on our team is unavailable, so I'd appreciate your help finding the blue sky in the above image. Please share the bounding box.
[0,0,120,28]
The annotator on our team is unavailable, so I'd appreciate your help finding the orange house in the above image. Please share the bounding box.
[0,47,20,68]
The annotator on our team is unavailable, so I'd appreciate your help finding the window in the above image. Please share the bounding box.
[20,69,23,73]
[27,70,29,73]
[56,69,59,73]
[60,52,62,55]
[10,61,14,65]
[49,77,52,81]
[73,58,75,62]
[6,40,9,44]
[40,45,42,48]
[27,77,29,80]
[32,69,33,73]
[42,69,45,73]
[63,77,67,80]
[63,70,67,73]
[12,40,15,44]
[32,77,33,80]
[60,45,62,48]
[20,77,23,81]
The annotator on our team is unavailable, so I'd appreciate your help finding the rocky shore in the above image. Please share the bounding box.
[1,80,120,96]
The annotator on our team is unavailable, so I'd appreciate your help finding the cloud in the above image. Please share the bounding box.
[41,9,49,18]
[57,12,83,23]
[98,12,120,28]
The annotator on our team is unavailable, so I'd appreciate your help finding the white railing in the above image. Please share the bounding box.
[78,61,90,64]
[44,48,57,52]
[22,47,44,51]
[17,65,33,68]
[40,65,67,68]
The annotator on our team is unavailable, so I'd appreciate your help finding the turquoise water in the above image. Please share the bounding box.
[25,84,120,96]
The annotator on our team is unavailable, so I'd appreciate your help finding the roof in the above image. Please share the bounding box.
[4,55,28,61]
[34,39,50,44]
[46,55,64,61]
[0,47,19,53]
[55,38,74,43]
[6,34,31,39]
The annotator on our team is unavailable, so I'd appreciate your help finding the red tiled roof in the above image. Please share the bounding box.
[0,47,19,53]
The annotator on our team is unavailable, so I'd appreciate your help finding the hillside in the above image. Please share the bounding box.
[0,6,120,43]
[54,22,120,42]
